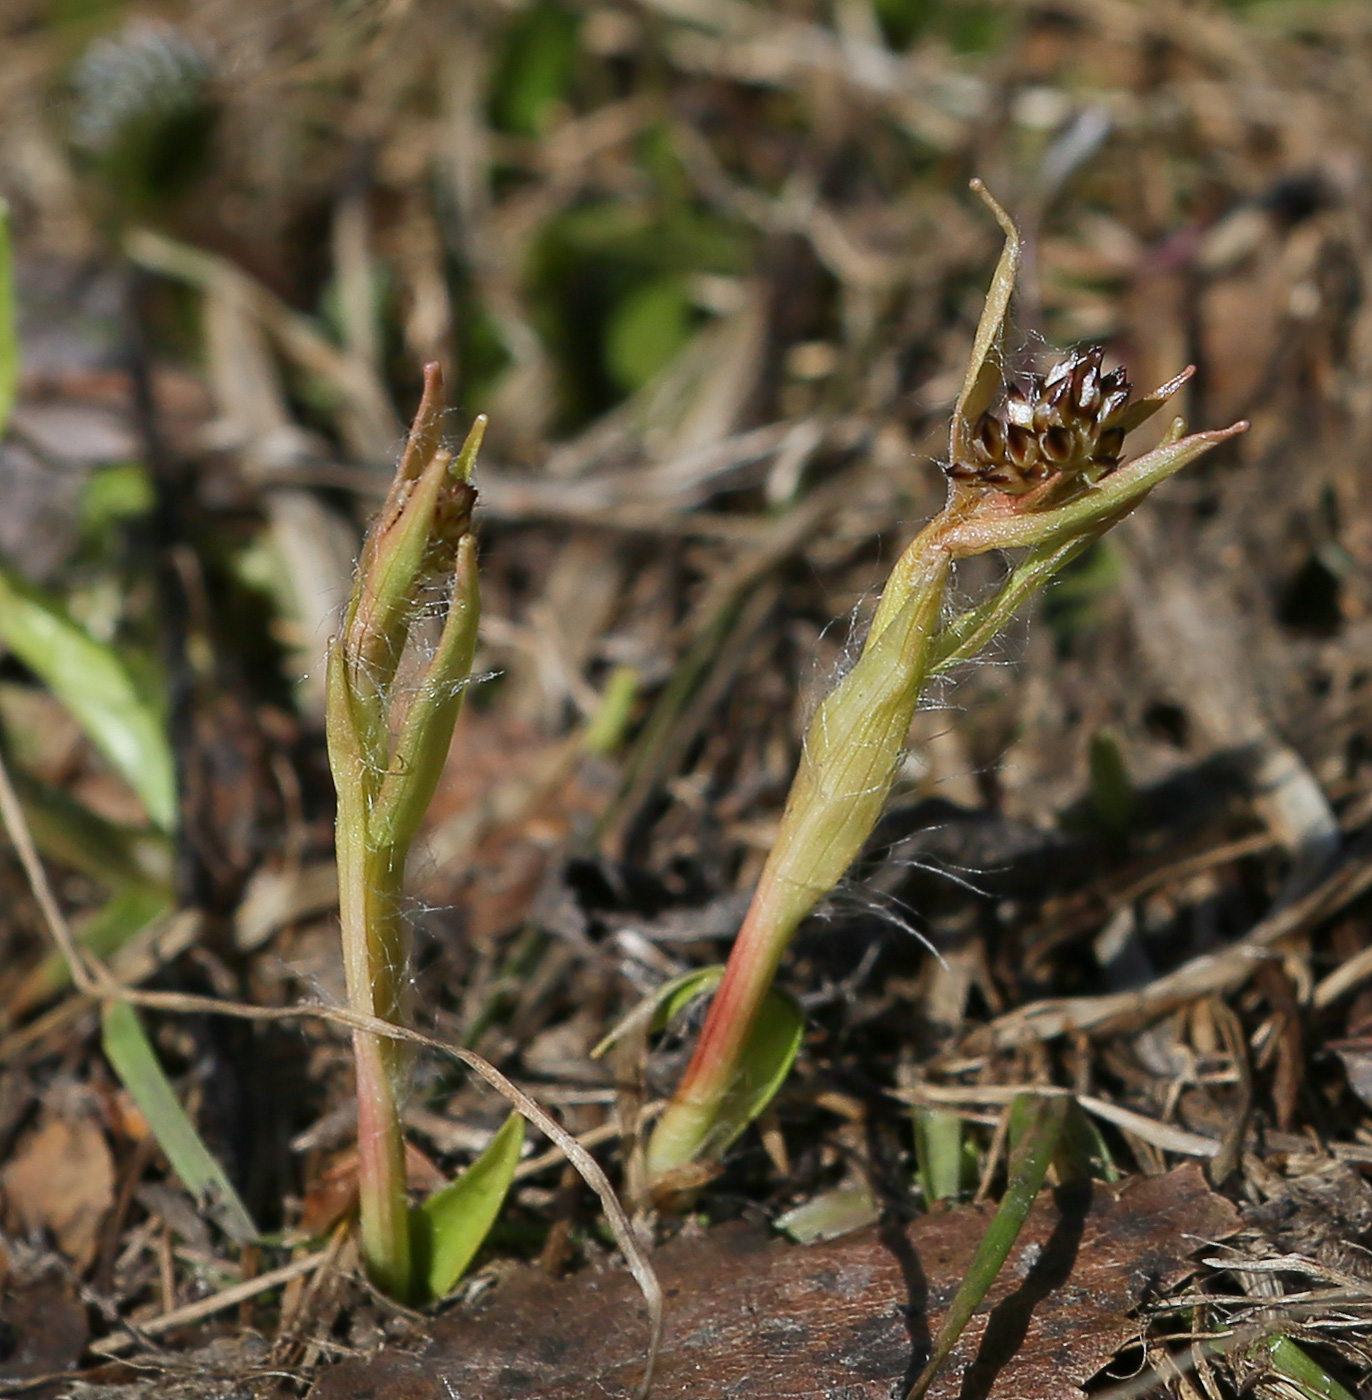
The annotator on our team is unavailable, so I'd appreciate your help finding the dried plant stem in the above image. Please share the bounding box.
[90,1249,331,1356]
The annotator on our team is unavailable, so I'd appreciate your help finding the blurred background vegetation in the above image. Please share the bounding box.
[3,0,1372,1390]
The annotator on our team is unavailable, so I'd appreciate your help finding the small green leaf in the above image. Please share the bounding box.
[412,1111,524,1300]
[101,1001,257,1243]
[776,1183,879,1243]
[0,200,16,437]
[906,1093,1068,1400]
[606,277,694,393]
[490,0,581,136]
[698,986,805,1162]
[80,462,155,538]
[0,570,176,831]
[583,665,639,756]
[1088,728,1136,836]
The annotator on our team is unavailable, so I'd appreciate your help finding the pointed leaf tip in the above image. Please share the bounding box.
[414,1111,524,1299]
[455,414,487,483]
[952,181,1021,467]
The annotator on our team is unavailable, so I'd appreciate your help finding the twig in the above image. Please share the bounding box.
[89,1250,329,1355]
[0,750,116,999]
[971,835,1372,1050]
[1315,943,1372,1009]
[893,1084,1222,1158]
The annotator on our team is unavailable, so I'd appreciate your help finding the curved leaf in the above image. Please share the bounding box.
[0,570,176,831]
[413,1111,525,1300]
[102,1001,257,1243]
[698,985,805,1163]
[591,965,725,1060]
[600,965,803,1165]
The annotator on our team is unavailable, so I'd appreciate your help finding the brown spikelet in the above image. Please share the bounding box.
[945,345,1175,495]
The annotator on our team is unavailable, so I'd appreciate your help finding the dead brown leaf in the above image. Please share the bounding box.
[2,1115,115,1271]
[313,1165,1236,1400]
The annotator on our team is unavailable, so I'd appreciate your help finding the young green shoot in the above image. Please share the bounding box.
[326,364,496,1301]
[905,1094,1069,1400]
[644,181,1247,1192]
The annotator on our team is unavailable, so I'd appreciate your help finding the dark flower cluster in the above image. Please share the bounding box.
[421,470,477,582]
[947,345,1135,494]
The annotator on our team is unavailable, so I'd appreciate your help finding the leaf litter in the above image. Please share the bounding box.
[0,1,1372,1398]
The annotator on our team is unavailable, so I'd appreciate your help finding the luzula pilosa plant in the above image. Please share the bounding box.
[326,365,484,1299]
[643,182,1248,1192]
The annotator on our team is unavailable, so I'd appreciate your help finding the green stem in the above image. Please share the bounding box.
[335,777,414,1292]
[352,1029,411,1299]
[646,535,951,1182]
[643,870,799,1175]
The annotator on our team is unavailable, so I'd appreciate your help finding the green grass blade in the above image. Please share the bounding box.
[1256,1336,1357,1400]
[13,884,170,1013]
[914,1106,965,1204]
[906,1093,1069,1400]
[0,570,176,831]
[412,1111,524,1299]
[0,200,16,436]
[101,1001,257,1243]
